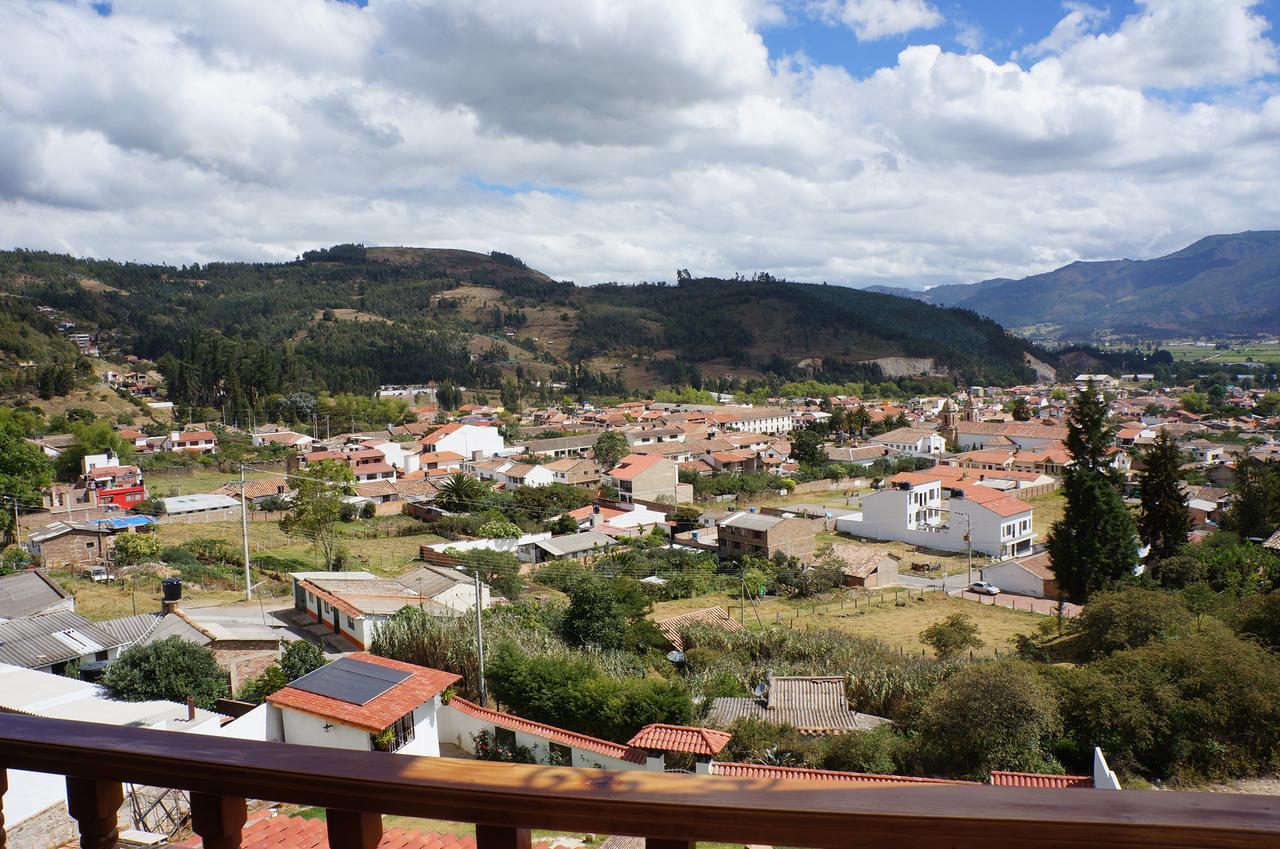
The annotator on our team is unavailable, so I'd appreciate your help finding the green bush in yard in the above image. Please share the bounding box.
[103,637,228,709]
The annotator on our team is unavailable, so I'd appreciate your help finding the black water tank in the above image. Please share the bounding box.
[161,577,183,603]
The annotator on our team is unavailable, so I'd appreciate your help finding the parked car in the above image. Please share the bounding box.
[968,581,1000,596]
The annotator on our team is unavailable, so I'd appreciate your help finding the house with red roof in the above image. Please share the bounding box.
[420,423,505,460]
[835,471,1034,559]
[164,429,218,454]
[234,653,460,756]
[605,454,683,503]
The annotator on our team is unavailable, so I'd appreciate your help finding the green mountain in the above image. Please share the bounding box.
[869,231,1280,340]
[0,246,1056,414]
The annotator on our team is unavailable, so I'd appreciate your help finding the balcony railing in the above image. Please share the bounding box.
[2,713,1277,849]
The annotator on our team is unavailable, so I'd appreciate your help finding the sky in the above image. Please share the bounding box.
[1,0,1278,289]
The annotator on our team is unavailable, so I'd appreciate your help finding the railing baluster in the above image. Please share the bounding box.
[326,810,382,849]
[66,776,124,849]
[1,769,8,849]
[648,840,693,849]
[189,792,247,849]
[475,825,531,849]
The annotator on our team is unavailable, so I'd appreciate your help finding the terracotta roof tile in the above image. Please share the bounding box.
[990,770,1093,789]
[711,762,973,785]
[176,814,553,849]
[267,653,459,733]
[447,697,647,764]
[627,724,732,755]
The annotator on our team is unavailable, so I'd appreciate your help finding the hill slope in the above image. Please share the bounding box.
[872,231,1280,340]
[0,246,1055,404]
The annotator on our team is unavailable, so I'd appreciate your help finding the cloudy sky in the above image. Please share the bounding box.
[1,0,1278,288]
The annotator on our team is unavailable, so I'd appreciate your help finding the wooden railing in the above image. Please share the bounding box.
[1,714,1277,849]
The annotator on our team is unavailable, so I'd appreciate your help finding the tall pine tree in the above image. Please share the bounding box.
[1047,383,1138,603]
[1138,431,1191,562]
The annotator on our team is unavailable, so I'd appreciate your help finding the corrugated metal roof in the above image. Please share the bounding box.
[535,531,617,557]
[0,570,69,620]
[655,606,744,651]
[719,512,783,532]
[0,611,122,668]
[97,613,163,646]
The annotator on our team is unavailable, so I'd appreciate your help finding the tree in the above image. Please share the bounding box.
[1139,432,1191,562]
[1047,385,1138,602]
[455,548,525,601]
[477,518,522,539]
[920,613,985,659]
[102,637,228,708]
[1221,457,1280,540]
[236,665,289,703]
[0,416,53,543]
[1074,588,1192,660]
[279,639,326,680]
[791,427,826,466]
[561,576,628,650]
[112,532,161,567]
[918,660,1061,780]
[1010,397,1031,421]
[849,405,872,436]
[593,431,629,470]
[281,459,354,570]
[437,382,462,411]
[435,472,490,514]
[54,420,133,482]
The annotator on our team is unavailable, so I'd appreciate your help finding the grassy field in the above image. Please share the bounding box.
[1165,341,1280,365]
[145,467,275,497]
[1027,491,1064,539]
[651,589,1046,657]
[50,569,248,620]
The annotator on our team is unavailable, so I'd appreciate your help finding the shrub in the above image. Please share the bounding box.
[819,726,910,775]
[1074,587,1192,660]
[279,639,326,680]
[237,665,289,704]
[920,613,984,659]
[103,637,228,708]
[917,660,1061,780]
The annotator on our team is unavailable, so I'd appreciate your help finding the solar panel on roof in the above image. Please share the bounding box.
[288,657,411,705]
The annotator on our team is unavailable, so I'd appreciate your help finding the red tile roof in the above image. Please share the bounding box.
[711,762,974,785]
[175,812,552,849]
[627,724,732,756]
[990,770,1093,789]
[607,453,667,481]
[447,697,648,764]
[267,653,459,733]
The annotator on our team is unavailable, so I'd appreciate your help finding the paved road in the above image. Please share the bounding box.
[896,573,972,591]
[951,590,1081,617]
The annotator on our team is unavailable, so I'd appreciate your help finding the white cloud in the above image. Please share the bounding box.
[1034,0,1279,89]
[822,0,944,42]
[0,0,1277,289]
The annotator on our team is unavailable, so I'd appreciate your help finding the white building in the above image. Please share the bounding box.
[869,427,947,457]
[220,653,458,757]
[835,472,1035,559]
[719,407,793,435]
[0,664,224,849]
[464,457,554,488]
[421,423,505,459]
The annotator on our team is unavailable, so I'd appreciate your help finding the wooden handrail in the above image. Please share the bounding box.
[1,714,1277,849]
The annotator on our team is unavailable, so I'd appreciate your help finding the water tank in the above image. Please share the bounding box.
[161,577,183,603]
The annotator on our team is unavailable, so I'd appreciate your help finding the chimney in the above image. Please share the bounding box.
[591,505,604,528]
[186,695,196,721]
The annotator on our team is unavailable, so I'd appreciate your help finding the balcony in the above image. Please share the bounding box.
[2,712,1277,849]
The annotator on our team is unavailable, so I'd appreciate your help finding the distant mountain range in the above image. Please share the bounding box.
[865,231,1280,341]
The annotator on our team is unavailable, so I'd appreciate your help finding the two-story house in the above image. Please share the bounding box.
[164,430,218,454]
[836,472,1034,559]
[605,454,681,503]
[717,511,817,561]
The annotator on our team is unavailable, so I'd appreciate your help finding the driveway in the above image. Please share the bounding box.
[950,589,1081,618]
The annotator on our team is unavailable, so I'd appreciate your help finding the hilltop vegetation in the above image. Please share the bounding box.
[0,246,1054,415]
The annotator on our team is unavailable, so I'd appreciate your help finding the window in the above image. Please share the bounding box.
[549,742,572,766]
[495,727,517,749]
[86,541,96,549]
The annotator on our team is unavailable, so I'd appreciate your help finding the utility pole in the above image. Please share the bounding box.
[960,512,973,586]
[474,572,487,705]
[739,560,746,625]
[239,464,252,601]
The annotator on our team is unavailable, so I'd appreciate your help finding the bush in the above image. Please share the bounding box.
[237,665,289,704]
[1074,587,1192,660]
[279,640,326,680]
[819,726,910,775]
[716,717,820,767]
[472,729,537,763]
[920,613,984,659]
[103,637,228,709]
[917,660,1061,780]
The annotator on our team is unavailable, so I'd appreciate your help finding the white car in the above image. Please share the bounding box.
[968,581,1001,596]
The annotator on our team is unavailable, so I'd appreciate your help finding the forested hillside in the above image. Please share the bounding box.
[0,246,1055,417]
[870,231,1280,341]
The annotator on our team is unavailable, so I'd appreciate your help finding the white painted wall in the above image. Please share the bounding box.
[435,426,505,459]
[838,484,1033,558]
[3,769,67,826]
[281,707,372,751]
[395,700,442,757]
[435,703,647,771]
[216,703,284,742]
[980,561,1047,597]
